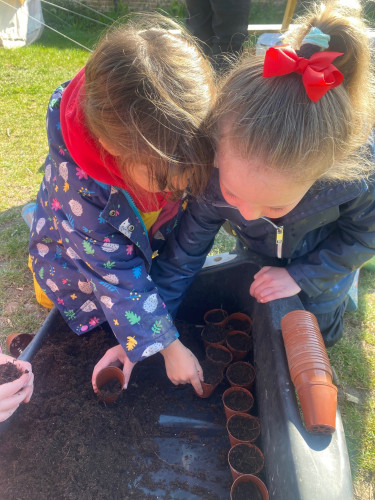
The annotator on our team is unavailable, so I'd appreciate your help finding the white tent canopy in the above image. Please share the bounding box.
[0,0,44,48]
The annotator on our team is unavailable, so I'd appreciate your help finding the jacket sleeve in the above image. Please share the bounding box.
[50,176,178,363]
[151,197,225,317]
[287,181,375,298]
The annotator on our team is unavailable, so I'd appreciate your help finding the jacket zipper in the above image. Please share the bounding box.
[261,217,284,259]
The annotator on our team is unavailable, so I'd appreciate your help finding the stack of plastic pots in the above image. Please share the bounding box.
[280,310,337,434]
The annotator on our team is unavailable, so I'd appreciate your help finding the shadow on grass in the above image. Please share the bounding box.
[329,259,375,487]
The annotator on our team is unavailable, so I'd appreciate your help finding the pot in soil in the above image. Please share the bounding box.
[203,308,228,327]
[228,443,264,480]
[226,313,252,334]
[0,361,24,384]
[206,344,233,367]
[297,381,337,434]
[6,333,35,358]
[95,366,125,403]
[230,474,269,500]
[222,387,254,420]
[226,412,261,447]
[195,359,223,398]
[226,331,252,361]
[201,324,228,347]
[226,361,256,391]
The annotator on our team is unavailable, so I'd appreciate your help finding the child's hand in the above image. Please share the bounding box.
[161,339,203,395]
[91,345,136,392]
[250,266,301,303]
[0,354,34,422]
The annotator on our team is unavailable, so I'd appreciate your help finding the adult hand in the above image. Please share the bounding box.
[0,354,34,422]
[91,345,136,392]
[250,266,301,303]
[161,339,203,395]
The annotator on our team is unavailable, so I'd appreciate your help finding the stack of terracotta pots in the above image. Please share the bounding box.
[280,310,337,434]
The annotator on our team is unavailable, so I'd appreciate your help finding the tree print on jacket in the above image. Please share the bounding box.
[29,82,186,363]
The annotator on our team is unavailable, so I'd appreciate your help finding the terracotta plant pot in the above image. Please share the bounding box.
[230,474,269,500]
[222,387,254,420]
[95,366,125,403]
[203,308,228,327]
[297,382,337,434]
[6,333,35,358]
[226,331,252,361]
[226,412,261,447]
[201,324,228,347]
[226,361,256,391]
[226,312,252,334]
[206,344,233,367]
[228,443,264,480]
[281,310,337,433]
[195,359,223,398]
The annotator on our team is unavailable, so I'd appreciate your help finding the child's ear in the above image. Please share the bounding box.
[98,138,121,157]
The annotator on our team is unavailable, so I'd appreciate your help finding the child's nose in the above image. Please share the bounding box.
[238,204,262,221]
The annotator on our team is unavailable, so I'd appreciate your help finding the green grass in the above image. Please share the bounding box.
[0,3,374,496]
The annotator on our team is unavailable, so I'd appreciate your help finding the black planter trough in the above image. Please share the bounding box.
[0,254,353,500]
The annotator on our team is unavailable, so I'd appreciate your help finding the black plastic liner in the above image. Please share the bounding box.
[0,255,354,500]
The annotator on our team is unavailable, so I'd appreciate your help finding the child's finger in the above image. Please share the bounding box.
[0,373,30,400]
[190,370,203,395]
[253,266,271,279]
[122,361,135,390]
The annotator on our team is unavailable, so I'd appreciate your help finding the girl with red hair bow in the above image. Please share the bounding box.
[152,0,375,346]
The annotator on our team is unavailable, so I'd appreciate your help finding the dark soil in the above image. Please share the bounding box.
[232,481,264,500]
[97,378,122,399]
[205,310,227,323]
[206,345,232,364]
[227,362,255,386]
[227,333,252,352]
[0,362,22,384]
[227,319,251,333]
[227,414,260,442]
[224,390,253,412]
[201,324,227,344]
[229,444,264,475]
[0,318,233,500]
[201,360,223,384]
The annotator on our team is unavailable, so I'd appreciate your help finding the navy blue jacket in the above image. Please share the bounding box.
[151,169,375,316]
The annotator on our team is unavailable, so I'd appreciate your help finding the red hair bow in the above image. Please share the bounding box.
[263,45,344,102]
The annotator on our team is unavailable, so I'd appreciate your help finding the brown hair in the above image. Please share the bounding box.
[83,14,215,198]
[209,0,375,183]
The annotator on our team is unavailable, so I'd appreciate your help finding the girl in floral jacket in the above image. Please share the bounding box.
[29,17,214,394]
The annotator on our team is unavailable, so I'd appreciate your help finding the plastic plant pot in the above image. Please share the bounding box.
[228,443,264,480]
[230,474,269,500]
[206,344,233,367]
[281,310,337,433]
[226,312,252,334]
[222,387,254,420]
[201,324,228,348]
[226,331,252,361]
[195,359,223,398]
[203,308,228,327]
[95,366,125,403]
[297,382,337,434]
[6,333,35,358]
[226,361,256,391]
[226,412,261,447]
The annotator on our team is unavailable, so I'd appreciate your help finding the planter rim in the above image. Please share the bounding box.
[228,443,265,480]
[226,412,261,446]
[96,366,125,403]
[230,474,269,500]
[203,308,228,327]
[222,386,254,420]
